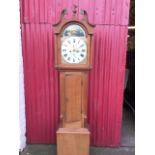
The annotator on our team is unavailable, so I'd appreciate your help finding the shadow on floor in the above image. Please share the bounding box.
[21,107,135,155]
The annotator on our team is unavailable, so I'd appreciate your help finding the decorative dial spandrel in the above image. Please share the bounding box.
[61,24,87,64]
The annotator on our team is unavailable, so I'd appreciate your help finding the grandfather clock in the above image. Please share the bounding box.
[53,6,95,155]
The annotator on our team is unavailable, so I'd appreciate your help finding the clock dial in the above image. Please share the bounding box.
[61,37,87,64]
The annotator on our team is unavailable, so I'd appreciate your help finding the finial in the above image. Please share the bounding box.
[73,4,78,17]
[62,9,67,16]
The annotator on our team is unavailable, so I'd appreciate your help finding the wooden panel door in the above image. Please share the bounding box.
[65,72,82,122]
[60,71,88,128]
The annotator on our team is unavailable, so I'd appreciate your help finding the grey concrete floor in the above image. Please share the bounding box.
[21,107,135,155]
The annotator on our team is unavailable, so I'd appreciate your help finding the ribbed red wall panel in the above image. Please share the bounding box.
[20,0,130,146]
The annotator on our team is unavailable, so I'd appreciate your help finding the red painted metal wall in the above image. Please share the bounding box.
[20,0,130,146]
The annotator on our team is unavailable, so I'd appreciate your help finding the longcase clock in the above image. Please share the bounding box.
[53,7,95,155]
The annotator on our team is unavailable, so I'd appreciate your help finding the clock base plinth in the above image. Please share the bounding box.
[57,128,90,155]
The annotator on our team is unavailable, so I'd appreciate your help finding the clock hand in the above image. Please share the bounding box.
[73,44,75,52]
[73,52,81,62]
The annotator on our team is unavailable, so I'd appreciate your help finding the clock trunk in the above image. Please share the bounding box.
[59,71,88,128]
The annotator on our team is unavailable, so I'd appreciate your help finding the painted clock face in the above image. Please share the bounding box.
[61,24,87,64]
[61,37,87,64]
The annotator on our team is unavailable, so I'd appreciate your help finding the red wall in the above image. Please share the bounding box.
[20,0,130,146]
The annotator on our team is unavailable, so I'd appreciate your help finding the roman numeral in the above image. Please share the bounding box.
[80,54,84,57]
[64,54,67,57]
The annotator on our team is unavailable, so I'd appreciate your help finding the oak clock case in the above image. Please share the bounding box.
[53,9,95,155]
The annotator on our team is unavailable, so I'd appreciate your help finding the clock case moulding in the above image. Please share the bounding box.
[53,9,95,71]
